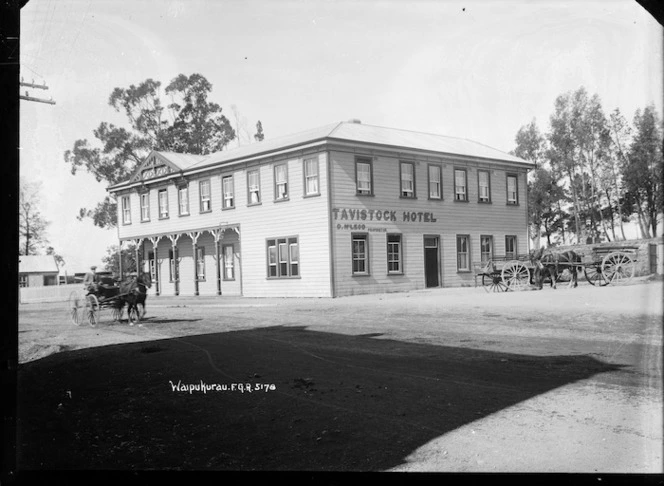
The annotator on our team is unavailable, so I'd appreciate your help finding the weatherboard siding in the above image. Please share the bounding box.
[237,152,332,298]
[328,149,529,296]
[112,123,532,298]
[120,151,332,298]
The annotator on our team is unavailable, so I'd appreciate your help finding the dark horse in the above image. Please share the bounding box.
[119,272,152,324]
[530,247,582,289]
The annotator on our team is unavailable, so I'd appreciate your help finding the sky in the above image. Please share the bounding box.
[19,0,663,273]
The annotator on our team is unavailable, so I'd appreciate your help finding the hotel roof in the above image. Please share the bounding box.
[110,121,532,190]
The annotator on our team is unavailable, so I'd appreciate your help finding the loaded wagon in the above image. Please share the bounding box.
[474,246,638,292]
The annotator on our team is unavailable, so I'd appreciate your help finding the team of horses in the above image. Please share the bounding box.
[529,247,582,290]
[86,272,152,325]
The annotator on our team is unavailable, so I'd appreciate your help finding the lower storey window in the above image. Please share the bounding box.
[267,237,299,278]
[457,235,470,271]
[352,233,369,275]
[169,249,177,282]
[505,235,517,259]
[148,251,156,282]
[223,244,235,280]
[387,234,402,274]
[196,247,205,280]
[480,235,493,263]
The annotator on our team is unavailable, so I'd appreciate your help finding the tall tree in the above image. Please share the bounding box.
[603,108,633,240]
[527,167,569,247]
[230,104,252,146]
[19,178,50,255]
[513,120,550,247]
[623,104,663,238]
[574,92,612,242]
[513,119,546,164]
[163,74,236,154]
[548,90,584,241]
[548,87,612,243]
[254,120,265,142]
[64,73,236,229]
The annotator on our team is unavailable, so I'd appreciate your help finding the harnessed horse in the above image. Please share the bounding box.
[530,248,582,289]
[118,272,152,324]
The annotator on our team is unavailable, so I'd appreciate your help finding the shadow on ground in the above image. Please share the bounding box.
[17,325,620,471]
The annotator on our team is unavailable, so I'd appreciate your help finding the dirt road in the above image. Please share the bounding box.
[16,279,663,472]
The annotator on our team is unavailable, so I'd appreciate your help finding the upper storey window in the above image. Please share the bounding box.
[507,174,519,205]
[222,175,234,209]
[121,196,131,225]
[274,164,288,201]
[140,192,150,222]
[400,162,415,198]
[158,189,169,219]
[178,185,189,216]
[428,164,442,200]
[454,169,467,201]
[478,170,491,203]
[200,179,211,212]
[248,169,261,205]
[304,157,319,196]
[356,158,373,196]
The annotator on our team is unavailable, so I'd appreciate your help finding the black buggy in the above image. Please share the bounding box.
[67,272,151,326]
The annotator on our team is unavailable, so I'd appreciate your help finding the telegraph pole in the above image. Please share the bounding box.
[19,77,56,105]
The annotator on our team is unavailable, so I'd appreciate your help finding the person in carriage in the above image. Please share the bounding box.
[83,266,120,298]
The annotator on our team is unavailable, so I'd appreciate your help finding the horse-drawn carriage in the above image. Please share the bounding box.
[474,245,638,292]
[68,272,151,326]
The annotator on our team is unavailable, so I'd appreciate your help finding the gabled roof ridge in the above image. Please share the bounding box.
[185,121,343,170]
[156,150,209,160]
[336,121,517,158]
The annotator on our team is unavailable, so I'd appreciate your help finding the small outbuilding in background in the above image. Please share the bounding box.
[18,255,60,288]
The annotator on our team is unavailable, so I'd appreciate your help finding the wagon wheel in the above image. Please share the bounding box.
[501,261,530,291]
[85,294,100,327]
[68,291,84,326]
[482,272,508,292]
[584,264,609,287]
[601,251,635,285]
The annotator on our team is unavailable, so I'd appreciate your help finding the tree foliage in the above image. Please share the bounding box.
[64,73,237,229]
[517,87,663,246]
[528,167,568,246]
[623,105,663,238]
[46,246,65,269]
[254,120,265,142]
[19,178,50,255]
[101,243,137,276]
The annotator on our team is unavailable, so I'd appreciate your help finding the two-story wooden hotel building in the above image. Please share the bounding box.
[108,120,534,298]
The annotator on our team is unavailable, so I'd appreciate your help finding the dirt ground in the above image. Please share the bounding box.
[15,277,663,473]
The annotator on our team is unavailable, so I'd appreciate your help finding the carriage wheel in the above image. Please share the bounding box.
[68,291,83,326]
[501,261,530,291]
[602,251,635,285]
[584,264,609,286]
[482,273,508,292]
[86,295,100,327]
